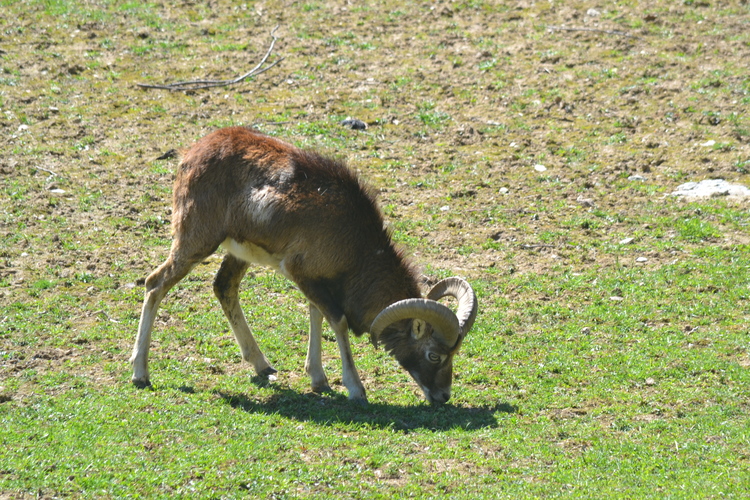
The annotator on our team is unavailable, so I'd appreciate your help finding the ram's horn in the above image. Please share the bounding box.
[370,298,460,348]
[427,277,478,344]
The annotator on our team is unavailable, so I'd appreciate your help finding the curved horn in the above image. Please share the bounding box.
[370,298,460,348]
[427,277,478,338]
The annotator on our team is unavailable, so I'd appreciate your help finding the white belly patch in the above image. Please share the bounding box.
[221,238,290,278]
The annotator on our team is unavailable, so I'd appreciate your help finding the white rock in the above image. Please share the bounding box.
[700,140,716,147]
[619,237,635,245]
[671,179,750,199]
[587,8,601,17]
[636,257,648,263]
[533,164,547,172]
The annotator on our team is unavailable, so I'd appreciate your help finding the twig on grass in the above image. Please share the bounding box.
[547,25,641,39]
[35,166,58,177]
[520,244,556,250]
[137,26,284,91]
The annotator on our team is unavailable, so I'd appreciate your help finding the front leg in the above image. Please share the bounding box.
[329,315,367,404]
[291,275,367,403]
[305,303,331,393]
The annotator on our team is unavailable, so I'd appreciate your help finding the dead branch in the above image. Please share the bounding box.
[547,25,641,39]
[34,166,58,177]
[520,244,556,250]
[137,26,284,91]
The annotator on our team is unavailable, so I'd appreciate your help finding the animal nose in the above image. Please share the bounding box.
[430,390,450,405]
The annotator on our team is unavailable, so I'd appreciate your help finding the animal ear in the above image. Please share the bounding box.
[411,319,428,339]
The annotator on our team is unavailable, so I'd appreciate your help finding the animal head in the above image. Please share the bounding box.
[370,277,478,404]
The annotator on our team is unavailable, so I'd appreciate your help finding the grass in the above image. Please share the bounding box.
[2,244,749,497]
[2,0,750,498]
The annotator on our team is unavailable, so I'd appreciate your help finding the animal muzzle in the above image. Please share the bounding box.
[426,388,451,405]
[411,372,451,404]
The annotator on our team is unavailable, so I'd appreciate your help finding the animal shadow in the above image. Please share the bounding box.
[215,387,515,432]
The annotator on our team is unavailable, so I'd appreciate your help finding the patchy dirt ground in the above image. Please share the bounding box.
[1,1,749,386]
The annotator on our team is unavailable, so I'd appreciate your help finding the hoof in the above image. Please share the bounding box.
[132,378,152,389]
[311,382,333,394]
[259,366,277,375]
[258,366,278,382]
[349,395,369,406]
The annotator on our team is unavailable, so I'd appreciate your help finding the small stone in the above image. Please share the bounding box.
[586,8,601,17]
[700,140,716,147]
[619,237,635,245]
[499,187,509,194]
[610,296,624,301]
[533,164,547,172]
[340,118,367,130]
[576,196,594,207]
[645,377,656,386]
[636,257,648,263]
[628,174,646,181]
[49,188,66,194]
[439,205,450,212]
[66,64,85,75]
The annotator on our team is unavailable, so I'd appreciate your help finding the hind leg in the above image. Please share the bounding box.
[131,251,202,387]
[213,254,276,378]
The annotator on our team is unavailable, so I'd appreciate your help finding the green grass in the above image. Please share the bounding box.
[2,249,749,497]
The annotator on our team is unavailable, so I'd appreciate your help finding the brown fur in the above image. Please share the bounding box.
[170,126,421,333]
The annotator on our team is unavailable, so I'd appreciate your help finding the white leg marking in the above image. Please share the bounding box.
[217,292,275,377]
[330,316,367,403]
[130,288,163,386]
[305,304,331,393]
[130,258,197,386]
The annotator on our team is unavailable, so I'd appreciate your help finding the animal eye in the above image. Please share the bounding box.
[426,352,441,363]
